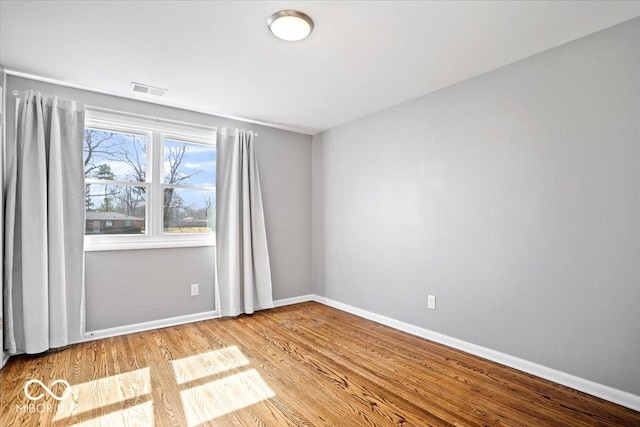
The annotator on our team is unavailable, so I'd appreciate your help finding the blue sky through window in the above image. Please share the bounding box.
[164,139,216,187]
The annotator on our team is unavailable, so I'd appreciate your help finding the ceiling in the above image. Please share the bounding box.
[1,1,639,135]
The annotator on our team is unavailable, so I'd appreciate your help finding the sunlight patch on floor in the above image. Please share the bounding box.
[180,369,275,426]
[171,346,250,384]
[53,367,151,421]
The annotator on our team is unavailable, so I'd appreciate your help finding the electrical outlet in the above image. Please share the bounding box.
[191,283,199,296]
[428,294,436,310]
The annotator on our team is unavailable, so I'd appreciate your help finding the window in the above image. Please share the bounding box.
[84,111,216,250]
[162,138,216,234]
[84,128,148,236]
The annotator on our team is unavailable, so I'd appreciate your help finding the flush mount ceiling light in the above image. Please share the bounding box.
[268,10,314,41]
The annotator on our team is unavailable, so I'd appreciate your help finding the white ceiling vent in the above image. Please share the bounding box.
[130,82,167,96]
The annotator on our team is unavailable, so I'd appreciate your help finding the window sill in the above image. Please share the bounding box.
[85,238,215,252]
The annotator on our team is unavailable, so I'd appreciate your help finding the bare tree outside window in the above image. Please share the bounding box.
[163,139,216,233]
[84,129,148,235]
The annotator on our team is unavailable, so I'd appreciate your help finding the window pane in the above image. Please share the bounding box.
[163,188,215,234]
[163,139,216,187]
[84,129,147,182]
[86,184,146,235]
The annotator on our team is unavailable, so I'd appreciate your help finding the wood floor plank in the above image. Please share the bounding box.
[1,302,639,426]
[261,310,543,426]
[302,303,632,425]
[210,317,363,426]
[246,308,477,426]
[287,305,594,426]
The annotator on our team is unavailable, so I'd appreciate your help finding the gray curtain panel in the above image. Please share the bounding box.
[215,129,273,316]
[3,90,85,354]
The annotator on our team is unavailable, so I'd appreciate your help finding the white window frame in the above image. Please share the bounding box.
[84,110,216,251]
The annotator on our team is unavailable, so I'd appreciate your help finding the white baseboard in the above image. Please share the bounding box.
[273,294,315,307]
[79,294,313,343]
[311,295,640,412]
[79,294,314,343]
[80,310,219,343]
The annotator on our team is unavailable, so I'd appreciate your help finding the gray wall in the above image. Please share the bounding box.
[311,134,325,297]
[312,17,640,395]
[85,248,215,330]
[5,75,312,330]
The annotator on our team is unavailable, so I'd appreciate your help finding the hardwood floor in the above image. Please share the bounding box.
[1,302,639,426]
